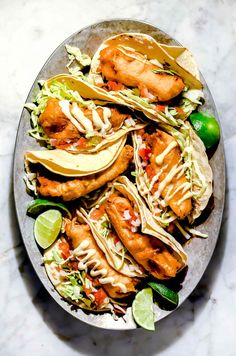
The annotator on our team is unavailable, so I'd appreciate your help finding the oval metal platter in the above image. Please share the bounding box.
[13,19,225,330]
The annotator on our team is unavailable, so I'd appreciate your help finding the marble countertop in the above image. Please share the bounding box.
[1,0,235,355]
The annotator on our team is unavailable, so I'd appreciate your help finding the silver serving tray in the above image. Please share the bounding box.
[13,19,225,330]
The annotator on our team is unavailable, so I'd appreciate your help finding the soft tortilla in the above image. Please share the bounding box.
[25,136,126,177]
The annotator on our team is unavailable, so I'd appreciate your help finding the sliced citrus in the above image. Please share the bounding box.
[132,288,155,331]
[34,209,62,249]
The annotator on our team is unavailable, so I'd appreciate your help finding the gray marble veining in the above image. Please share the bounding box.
[0,0,235,355]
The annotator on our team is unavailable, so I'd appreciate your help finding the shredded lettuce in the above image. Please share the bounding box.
[65,44,91,76]
[179,89,204,117]
[52,249,64,264]
[24,80,97,145]
[119,89,154,109]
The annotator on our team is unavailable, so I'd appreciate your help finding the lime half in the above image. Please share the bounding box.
[27,198,71,218]
[132,288,155,331]
[34,209,62,249]
[190,111,220,149]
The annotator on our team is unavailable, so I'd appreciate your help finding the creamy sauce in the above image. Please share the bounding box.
[155,141,177,165]
[165,182,191,202]
[177,191,193,206]
[73,240,127,293]
[71,103,94,134]
[117,46,148,65]
[156,164,184,198]
[59,100,85,133]
[59,100,113,137]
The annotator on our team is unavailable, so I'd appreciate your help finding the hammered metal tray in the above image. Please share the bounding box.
[13,19,225,330]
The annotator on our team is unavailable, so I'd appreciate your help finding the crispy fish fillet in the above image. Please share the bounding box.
[39,98,130,145]
[99,46,185,101]
[64,219,138,299]
[37,145,134,201]
[105,194,182,279]
[145,130,192,219]
[39,98,79,142]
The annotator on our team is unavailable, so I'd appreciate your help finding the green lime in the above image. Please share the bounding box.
[34,209,62,249]
[132,288,155,331]
[27,198,72,218]
[148,282,179,306]
[190,111,220,149]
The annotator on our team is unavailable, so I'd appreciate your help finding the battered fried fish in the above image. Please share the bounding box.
[99,46,185,101]
[64,218,138,299]
[144,130,192,219]
[37,145,134,201]
[39,98,131,148]
[105,194,182,279]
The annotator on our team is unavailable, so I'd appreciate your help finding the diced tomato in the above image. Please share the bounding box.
[138,147,152,161]
[174,107,185,115]
[77,137,88,148]
[145,164,156,180]
[59,241,70,260]
[93,288,108,307]
[114,236,120,244]
[107,81,125,91]
[90,205,106,220]
[83,286,93,298]
[155,104,166,112]
[68,261,78,270]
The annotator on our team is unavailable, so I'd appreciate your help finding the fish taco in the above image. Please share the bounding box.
[44,213,139,312]
[132,122,213,231]
[25,74,145,154]
[88,32,204,126]
[81,175,187,280]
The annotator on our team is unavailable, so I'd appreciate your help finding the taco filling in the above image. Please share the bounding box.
[39,97,138,151]
[36,145,134,201]
[99,45,185,102]
[137,128,192,219]
[64,218,138,299]
[104,192,182,279]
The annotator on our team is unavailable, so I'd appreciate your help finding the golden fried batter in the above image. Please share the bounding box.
[145,130,192,219]
[37,145,134,201]
[64,219,138,299]
[99,46,185,101]
[39,98,131,147]
[39,98,79,142]
[105,194,182,279]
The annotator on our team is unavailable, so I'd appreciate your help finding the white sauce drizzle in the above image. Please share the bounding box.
[59,101,113,137]
[165,182,191,202]
[155,141,177,165]
[71,103,94,134]
[73,240,127,293]
[59,100,85,133]
[155,164,184,198]
[177,191,193,206]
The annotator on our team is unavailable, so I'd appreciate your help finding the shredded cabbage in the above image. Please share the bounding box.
[65,44,91,76]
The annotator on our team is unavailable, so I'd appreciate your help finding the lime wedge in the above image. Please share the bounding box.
[132,288,155,331]
[27,198,72,218]
[34,209,62,249]
[148,282,179,306]
[190,111,220,149]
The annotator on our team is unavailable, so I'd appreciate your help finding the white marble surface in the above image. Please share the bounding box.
[0,0,235,355]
